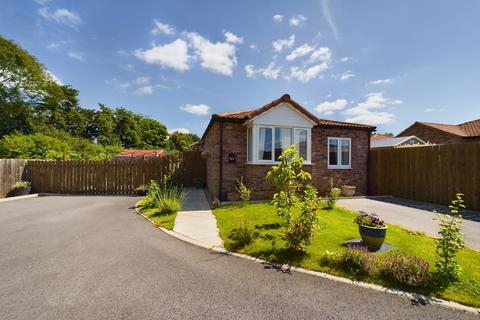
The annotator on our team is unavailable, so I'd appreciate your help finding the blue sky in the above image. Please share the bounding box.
[1,0,479,136]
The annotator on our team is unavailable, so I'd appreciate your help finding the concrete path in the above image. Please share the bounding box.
[338,197,480,251]
[173,188,223,248]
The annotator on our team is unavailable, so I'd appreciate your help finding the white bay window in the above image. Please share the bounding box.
[247,125,311,164]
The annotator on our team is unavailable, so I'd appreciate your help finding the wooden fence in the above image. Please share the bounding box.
[369,142,480,211]
[23,151,206,195]
[0,159,27,197]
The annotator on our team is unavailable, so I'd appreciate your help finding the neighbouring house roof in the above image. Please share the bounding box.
[203,94,375,140]
[371,136,426,149]
[114,149,166,158]
[371,133,392,141]
[399,119,480,138]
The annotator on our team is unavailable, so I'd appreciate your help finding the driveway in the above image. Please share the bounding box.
[0,196,476,320]
[337,197,480,251]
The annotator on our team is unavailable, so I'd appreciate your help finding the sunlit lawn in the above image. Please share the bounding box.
[213,203,480,307]
[136,198,177,230]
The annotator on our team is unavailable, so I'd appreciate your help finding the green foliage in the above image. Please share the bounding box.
[235,176,252,205]
[435,193,465,284]
[0,132,122,160]
[354,212,386,228]
[143,177,184,215]
[266,146,319,251]
[11,180,31,190]
[226,217,258,251]
[167,131,200,151]
[325,187,341,209]
[380,252,430,287]
[338,246,377,276]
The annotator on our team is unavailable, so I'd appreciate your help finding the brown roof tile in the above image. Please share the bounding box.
[115,149,165,158]
[416,119,480,137]
[459,119,480,137]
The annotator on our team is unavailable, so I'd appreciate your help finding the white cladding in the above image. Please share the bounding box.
[251,103,315,128]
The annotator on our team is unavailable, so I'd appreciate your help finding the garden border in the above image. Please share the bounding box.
[134,201,480,315]
[0,194,40,203]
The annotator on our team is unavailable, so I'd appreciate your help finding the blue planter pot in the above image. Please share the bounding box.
[359,225,387,250]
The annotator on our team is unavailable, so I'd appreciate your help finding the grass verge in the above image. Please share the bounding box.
[136,198,177,230]
[213,202,480,307]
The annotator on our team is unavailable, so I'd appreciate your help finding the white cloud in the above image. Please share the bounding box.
[168,128,191,134]
[245,62,281,80]
[315,99,348,115]
[135,76,150,85]
[340,70,355,81]
[223,31,243,44]
[34,0,52,4]
[273,14,284,22]
[368,78,395,85]
[134,39,190,72]
[186,32,238,76]
[286,43,314,61]
[425,107,445,112]
[289,62,329,82]
[272,35,295,52]
[180,103,210,116]
[68,51,84,61]
[340,56,351,62]
[343,92,401,125]
[47,42,59,49]
[45,70,62,85]
[249,44,258,50]
[133,85,154,95]
[37,7,82,29]
[289,14,307,26]
[152,19,175,35]
[310,47,331,62]
[321,0,338,38]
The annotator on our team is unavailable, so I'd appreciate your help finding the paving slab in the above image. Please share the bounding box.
[173,188,223,248]
[338,197,480,251]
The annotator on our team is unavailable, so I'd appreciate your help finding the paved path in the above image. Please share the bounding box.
[338,197,480,251]
[0,196,477,320]
[173,188,223,248]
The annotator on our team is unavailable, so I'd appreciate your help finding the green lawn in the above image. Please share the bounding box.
[213,203,480,307]
[136,198,177,230]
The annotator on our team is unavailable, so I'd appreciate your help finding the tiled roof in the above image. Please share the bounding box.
[115,149,165,158]
[417,119,480,137]
[211,94,375,130]
[371,133,392,141]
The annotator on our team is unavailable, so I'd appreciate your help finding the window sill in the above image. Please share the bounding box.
[246,162,314,166]
[327,166,352,170]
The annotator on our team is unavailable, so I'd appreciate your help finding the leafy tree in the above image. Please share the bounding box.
[114,108,141,148]
[167,131,200,151]
[137,117,168,149]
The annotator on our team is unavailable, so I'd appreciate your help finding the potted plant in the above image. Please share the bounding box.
[354,211,387,250]
[10,181,31,197]
[341,185,356,197]
[134,184,148,196]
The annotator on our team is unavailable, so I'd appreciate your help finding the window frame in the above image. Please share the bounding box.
[247,125,311,164]
[327,137,352,169]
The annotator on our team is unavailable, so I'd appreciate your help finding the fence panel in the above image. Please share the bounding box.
[0,159,27,197]
[369,142,480,211]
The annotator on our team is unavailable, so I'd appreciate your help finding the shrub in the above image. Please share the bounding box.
[235,176,252,205]
[381,252,430,287]
[354,211,386,228]
[435,193,465,284]
[143,180,161,208]
[339,246,376,276]
[157,187,184,214]
[325,187,341,209]
[226,218,257,251]
[12,180,31,190]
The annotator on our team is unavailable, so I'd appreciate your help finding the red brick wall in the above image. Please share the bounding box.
[400,124,465,144]
[202,120,370,201]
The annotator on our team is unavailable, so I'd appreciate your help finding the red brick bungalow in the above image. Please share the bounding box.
[200,94,375,201]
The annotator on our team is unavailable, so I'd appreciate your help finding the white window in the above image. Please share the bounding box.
[328,137,351,169]
[248,125,311,164]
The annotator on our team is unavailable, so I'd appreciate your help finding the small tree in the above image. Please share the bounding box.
[266,146,319,251]
[235,176,252,206]
[435,193,465,284]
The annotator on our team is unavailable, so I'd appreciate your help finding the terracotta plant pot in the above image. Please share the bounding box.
[341,185,356,197]
[359,225,387,250]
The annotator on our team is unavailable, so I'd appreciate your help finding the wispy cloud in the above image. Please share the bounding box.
[151,19,175,35]
[286,43,314,61]
[343,92,402,125]
[339,70,355,81]
[133,85,154,95]
[245,62,281,80]
[289,14,307,26]
[223,31,243,44]
[68,51,84,61]
[321,0,338,38]
[273,14,284,22]
[180,103,211,115]
[368,78,395,85]
[315,99,348,115]
[289,63,329,82]
[37,7,82,29]
[425,107,446,112]
[272,35,295,52]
